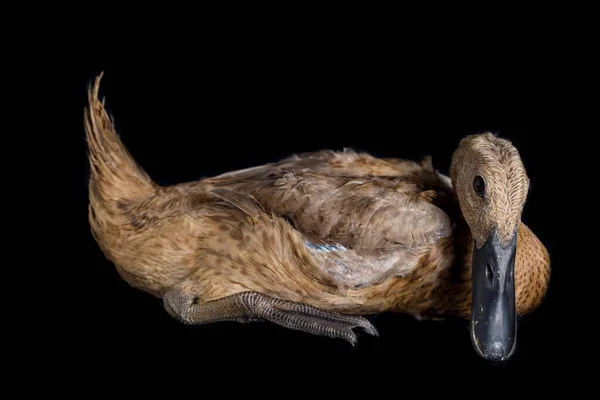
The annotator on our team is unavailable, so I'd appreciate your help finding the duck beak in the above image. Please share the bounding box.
[470,227,517,362]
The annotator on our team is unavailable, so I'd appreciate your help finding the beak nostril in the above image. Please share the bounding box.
[486,263,494,283]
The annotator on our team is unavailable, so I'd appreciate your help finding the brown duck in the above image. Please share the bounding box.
[85,75,550,361]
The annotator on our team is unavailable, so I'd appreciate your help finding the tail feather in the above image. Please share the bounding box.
[85,73,157,251]
[84,73,156,215]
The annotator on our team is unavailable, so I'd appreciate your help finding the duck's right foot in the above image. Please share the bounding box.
[163,290,378,346]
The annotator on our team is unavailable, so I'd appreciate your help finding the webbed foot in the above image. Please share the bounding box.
[163,290,378,346]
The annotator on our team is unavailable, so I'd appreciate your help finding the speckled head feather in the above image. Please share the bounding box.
[449,133,530,248]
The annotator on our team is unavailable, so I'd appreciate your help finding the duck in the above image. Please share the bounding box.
[85,74,550,362]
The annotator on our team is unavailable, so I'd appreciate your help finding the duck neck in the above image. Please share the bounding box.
[512,223,551,316]
[431,221,550,319]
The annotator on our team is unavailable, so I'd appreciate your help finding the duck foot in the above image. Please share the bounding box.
[163,290,378,346]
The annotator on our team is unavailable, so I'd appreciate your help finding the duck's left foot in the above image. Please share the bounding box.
[163,290,378,346]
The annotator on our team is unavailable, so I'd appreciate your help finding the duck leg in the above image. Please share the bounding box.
[163,290,378,345]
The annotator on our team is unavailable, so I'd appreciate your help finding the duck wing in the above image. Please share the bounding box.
[209,149,431,181]
[206,150,457,251]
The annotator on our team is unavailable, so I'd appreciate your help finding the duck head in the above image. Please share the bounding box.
[450,133,530,362]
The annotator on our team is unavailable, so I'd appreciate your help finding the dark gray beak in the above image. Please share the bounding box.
[470,227,517,362]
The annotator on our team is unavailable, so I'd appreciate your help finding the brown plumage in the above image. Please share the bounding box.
[85,74,550,357]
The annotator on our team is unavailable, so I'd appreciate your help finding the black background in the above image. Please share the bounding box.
[28,22,592,386]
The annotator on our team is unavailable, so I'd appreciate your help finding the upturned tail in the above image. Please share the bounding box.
[84,73,157,254]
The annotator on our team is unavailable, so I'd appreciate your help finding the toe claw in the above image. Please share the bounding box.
[348,336,358,347]
[364,323,379,337]
[354,317,379,337]
[342,330,358,346]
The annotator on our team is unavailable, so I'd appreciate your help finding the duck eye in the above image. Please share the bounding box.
[473,175,485,198]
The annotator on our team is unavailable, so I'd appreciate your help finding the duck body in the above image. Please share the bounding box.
[203,150,550,319]
[85,75,550,358]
